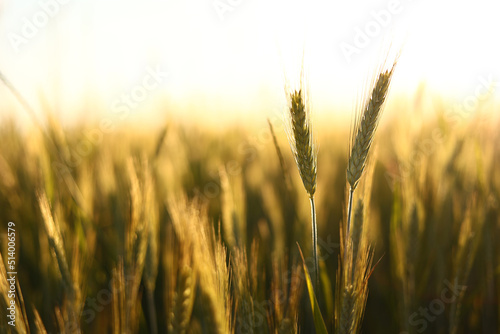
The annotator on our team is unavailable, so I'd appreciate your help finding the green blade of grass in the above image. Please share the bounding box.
[297,243,328,334]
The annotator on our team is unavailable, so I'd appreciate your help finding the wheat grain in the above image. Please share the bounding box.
[339,284,355,334]
[168,265,196,334]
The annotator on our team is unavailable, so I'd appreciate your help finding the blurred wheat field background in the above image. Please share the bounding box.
[0,84,499,333]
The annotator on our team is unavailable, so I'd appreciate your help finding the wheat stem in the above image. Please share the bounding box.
[310,196,318,292]
[346,187,354,238]
[284,73,318,295]
[344,187,354,273]
[147,289,158,334]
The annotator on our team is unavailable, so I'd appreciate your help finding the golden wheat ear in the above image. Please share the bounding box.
[283,64,319,292]
[345,55,398,237]
[347,60,397,191]
[286,88,317,198]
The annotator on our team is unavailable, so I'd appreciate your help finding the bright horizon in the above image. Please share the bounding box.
[0,0,499,128]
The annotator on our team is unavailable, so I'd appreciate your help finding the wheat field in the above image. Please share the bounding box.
[0,72,499,334]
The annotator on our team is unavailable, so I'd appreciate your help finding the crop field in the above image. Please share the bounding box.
[0,1,499,333]
[0,63,499,334]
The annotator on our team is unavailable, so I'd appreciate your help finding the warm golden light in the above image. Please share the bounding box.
[0,0,499,126]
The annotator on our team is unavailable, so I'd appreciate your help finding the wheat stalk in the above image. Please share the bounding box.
[143,161,159,334]
[336,234,373,334]
[337,54,397,334]
[284,67,319,291]
[350,199,364,278]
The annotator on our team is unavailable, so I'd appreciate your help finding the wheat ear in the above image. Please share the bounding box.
[287,89,317,197]
[285,73,318,290]
[346,60,397,236]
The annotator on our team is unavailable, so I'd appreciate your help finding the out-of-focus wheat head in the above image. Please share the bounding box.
[37,190,82,330]
[270,257,302,334]
[450,198,484,334]
[220,165,247,249]
[336,198,373,334]
[232,244,258,333]
[168,196,233,334]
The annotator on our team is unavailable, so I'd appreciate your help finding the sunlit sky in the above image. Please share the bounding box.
[0,0,499,127]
